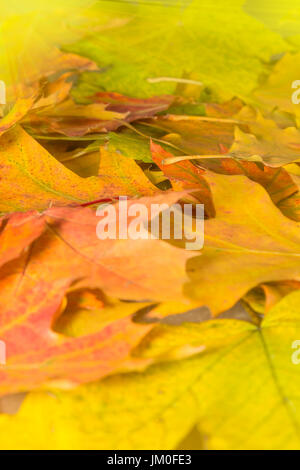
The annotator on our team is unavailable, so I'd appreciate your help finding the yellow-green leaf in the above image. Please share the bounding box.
[2,291,300,449]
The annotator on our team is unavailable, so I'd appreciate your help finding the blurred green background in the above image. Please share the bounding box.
[1,0,300,98]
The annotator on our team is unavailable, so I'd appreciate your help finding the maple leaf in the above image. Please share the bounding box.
[1,50,171,140]
[150,138,300,220]
[146,114,235,156]
[0,212,45,268]
[106,130,154,163]
[243,280,300,315]
[193,156,298,208]
[0,125,163,212]
[3,0,300,452]
[277,191,300,222]
[24,94,173,137]
[150,140,215,217]
[98,146,158,197]
[92,91,174,127]
[126,112,300,220]
[54,288,152,337]
[185,171,300,314]
[26,53,98,112]
[0,198,192,394]
[0,126,112,212]
[253,52,300,118]
[227,110,300,167]
[2,290,300,450]
[0,94,37,137]
[1,52,99,128]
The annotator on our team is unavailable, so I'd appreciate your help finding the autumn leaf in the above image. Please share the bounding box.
[0,94,37,136]
[92,91,174,124]
[194,156,298,209]
[1,51,99,130]
[3,0,300,452]
[139,113,300,219]
[185,171,300,314]
[254,52,300,118]
[1,290,300,449]
[98,146,159,197]
[277,191,300,222]
[54,288,152,337]
[152,107,300,175]
[106,130,154,163]
[24,94,172,137]
[0,126,112,212]
[0,198,193,394]
[146,114,235,156]
[243,280,300,315]
[227,111,300,167]
[0,212,45,267]
[150,140,215,217]
[0,125,164,212]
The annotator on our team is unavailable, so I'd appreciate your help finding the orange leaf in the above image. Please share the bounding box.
[0,201,192,393]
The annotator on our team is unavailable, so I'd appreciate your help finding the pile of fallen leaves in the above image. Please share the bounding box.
[2,0,300,450]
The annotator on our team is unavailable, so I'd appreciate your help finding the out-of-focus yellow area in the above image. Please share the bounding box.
[244,0,300,39]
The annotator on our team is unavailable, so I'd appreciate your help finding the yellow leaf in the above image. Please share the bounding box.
[2,290,300,449]
[0,126,159,212]
[254,52,300,118]
[98,147,158,197]
[54,288,151,337]
[185,171,300,314]
[228,109,300,167]
[0,95,37,136]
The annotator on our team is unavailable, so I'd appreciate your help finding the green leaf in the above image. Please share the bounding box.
[107,130,153,163]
